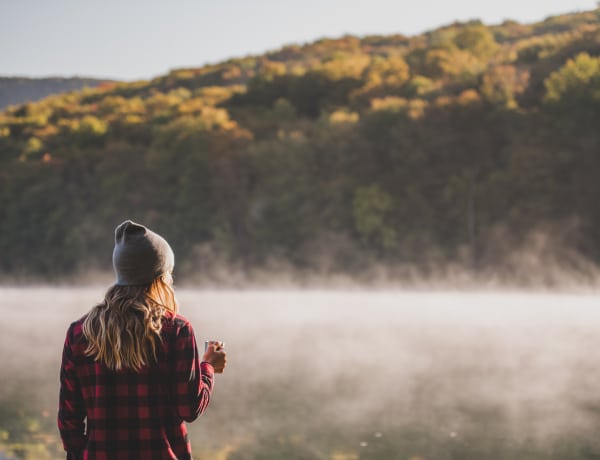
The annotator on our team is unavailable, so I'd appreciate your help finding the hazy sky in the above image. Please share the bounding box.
[1,0,597,81]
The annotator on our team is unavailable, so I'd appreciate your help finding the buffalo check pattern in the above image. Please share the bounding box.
[58,311,214,460]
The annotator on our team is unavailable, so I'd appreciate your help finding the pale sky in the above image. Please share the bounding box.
[1,0,597,81]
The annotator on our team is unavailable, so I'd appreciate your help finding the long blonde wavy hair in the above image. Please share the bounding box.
[82,273,178,371]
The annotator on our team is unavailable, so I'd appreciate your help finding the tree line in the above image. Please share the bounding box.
[1,9,599,284]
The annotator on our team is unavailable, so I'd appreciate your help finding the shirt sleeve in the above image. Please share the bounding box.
[171,320,215,422]
[57,323,87,459]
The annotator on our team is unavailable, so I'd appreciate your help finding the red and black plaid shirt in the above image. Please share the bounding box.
[58,311,214,460]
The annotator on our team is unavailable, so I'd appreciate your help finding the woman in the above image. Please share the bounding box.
[58,220,227,460]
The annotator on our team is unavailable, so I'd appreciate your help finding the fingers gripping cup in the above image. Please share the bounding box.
[203,341,227,374]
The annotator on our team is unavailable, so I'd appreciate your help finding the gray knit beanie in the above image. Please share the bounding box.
[112,220,175,286]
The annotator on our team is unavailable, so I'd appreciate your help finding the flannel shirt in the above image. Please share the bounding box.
[58,310,214,460]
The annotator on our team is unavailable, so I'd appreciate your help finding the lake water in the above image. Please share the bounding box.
[1,288,599,459]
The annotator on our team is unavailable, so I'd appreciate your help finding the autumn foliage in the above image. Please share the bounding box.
[1,9,600,283]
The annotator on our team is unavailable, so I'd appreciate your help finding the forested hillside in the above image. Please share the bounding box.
[0,77,111,110]
[1,9,599,284]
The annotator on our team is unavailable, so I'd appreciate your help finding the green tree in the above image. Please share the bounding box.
[544,52,600,105]
[353,185,396,250]
[454,24,499,58]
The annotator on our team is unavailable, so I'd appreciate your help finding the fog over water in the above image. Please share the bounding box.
[1,288,600,458]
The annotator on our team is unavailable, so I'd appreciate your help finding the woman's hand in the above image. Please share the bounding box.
[202,341,227,373]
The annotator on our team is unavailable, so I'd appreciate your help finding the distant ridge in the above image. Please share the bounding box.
[0,76,115,110]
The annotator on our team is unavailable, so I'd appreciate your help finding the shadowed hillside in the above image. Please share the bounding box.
[1,8,599,284]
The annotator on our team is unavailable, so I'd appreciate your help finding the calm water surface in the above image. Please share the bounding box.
[1,288,599,458]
